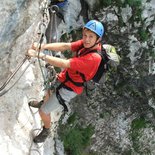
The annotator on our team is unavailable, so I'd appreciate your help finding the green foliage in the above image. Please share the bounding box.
[134,8,143,21]
[63,127,84,155]
[95,0,124,9]
[59,113,95,155]
[94,0,143,27]
[130,117,144,152]
[62,125,94,155]
[61,33,68,41]
[114,0,124,7]
[138,28,149,42]
[118,16,126,27]
[149,49,155,59]
[125,0,141,7]
[131,117,147,130]
[81,152,98,155]
[96,0,142,9]
[61,29,82,42]
[63,50,73,58]
[99,111,111,119]
[54,66,61,73]
[122,149,132,155]
[67,112,77,124]
[99,0,112,7]
[114,81,135,97]
[130,116,153,154]
[126,0,143,22]
[128,7,142,23]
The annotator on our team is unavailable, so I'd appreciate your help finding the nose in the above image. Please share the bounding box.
[85,36,89,42]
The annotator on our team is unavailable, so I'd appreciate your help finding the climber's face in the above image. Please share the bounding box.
[82,28,99,48]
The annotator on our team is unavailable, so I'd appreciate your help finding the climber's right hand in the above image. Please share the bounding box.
[31,42,39,50]
[31,42,45,51]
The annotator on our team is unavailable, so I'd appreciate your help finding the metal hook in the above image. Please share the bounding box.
[37,22,47,36]
[50,5,59,13]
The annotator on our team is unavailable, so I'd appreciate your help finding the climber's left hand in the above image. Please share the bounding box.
[26,49,38,58]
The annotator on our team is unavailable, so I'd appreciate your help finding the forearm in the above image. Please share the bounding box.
[41,42,71,52]
[40,54,70,68]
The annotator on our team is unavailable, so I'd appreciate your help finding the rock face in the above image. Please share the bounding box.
[71,0,155,154]
[0,0,84,154]
[0,0,155,155]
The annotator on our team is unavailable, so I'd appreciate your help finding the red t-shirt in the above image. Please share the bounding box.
[58,39,101,94]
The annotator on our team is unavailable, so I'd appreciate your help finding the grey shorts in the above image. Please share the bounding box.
[40,87,77,122]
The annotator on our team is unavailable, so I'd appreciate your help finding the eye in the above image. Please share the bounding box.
[83,34,87,38]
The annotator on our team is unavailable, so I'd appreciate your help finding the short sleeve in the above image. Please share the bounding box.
[71,39,83,52]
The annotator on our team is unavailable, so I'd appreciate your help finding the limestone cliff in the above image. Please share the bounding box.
[0,0,155,155]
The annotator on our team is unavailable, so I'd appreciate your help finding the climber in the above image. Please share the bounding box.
[26,20,104,143]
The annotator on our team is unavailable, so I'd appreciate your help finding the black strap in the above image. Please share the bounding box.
[77,71,88,96]
[62,84,73,91]
[56,85,68,112]
[65,71,84,87]
[77,49,98,57]
[56,81,75,112]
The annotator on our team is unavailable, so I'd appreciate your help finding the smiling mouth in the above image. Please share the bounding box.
[84,43,90,46]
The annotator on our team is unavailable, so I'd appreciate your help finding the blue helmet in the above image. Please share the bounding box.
[84,20,104,38]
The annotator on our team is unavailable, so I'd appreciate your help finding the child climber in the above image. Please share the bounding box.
[27,20,104,143]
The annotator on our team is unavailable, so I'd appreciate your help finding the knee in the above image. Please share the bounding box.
[39,109,50,117]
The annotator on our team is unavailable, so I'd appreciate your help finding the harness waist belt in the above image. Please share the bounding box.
[65,71,84,87]
[62,84,73,91]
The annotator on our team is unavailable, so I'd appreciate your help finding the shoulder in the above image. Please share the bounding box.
[89,52,102,61]
[71,39,83,46]
[80,52,101,64]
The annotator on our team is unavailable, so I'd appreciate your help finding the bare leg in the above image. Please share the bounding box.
[33,108,51,143]
[43,89,51,103]
[39,109,51,128]
[40,89,52,128]
[28,90,52,108]
[32,90,53,143]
